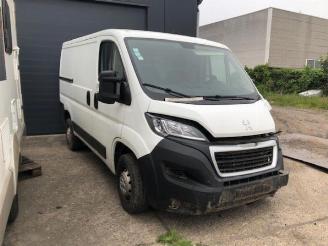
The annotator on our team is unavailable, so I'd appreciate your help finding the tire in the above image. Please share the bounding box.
[117,154,148,214]
[8,194,18,224]
[65,118,84,151]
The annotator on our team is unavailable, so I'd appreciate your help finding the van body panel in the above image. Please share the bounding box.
[60,36,128,168]
[63,29,229,51]
[60,33,165,168]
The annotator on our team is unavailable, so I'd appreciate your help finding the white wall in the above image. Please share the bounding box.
[269,8,328,68]
[200,9,269,68]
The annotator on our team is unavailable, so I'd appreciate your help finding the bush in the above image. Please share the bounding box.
[245,63,327,95]
[320,55,328,95]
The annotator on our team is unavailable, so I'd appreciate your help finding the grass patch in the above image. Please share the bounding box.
[261,92,328,110]
[157,230,206,246]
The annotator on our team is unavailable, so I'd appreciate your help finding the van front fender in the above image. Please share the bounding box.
[111,126,162,174]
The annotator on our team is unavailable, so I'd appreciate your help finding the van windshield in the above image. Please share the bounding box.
[125,38,259,101]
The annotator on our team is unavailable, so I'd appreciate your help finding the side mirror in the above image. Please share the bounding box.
[98,70,123,104]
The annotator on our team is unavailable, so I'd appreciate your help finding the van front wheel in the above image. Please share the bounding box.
[117,154,148,214]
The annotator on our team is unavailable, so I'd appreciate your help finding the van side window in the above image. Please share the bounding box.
[0,5,6,80]
[2,0,12,54]
[99,41,124,79]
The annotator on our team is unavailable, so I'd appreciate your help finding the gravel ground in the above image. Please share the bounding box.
[3,135,328,246]
[272,106,328,139]
[272,106,328,168]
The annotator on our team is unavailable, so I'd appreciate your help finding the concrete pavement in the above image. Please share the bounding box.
[4,135,328,246]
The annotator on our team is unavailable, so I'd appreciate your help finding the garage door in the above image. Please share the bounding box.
[16,0,147,135]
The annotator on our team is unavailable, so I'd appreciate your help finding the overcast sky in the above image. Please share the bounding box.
[199,0,328,26]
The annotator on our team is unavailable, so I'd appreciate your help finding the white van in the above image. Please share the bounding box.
[60,29,288,214]
[0,0,24,243]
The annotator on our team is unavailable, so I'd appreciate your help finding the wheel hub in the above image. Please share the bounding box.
[119,169,132,198]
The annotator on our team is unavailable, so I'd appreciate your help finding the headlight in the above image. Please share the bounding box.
[146,114,207,141]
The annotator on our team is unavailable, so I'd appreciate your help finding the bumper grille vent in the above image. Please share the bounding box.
[215,147,274,173]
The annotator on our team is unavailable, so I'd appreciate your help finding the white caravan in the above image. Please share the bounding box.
[0,0,24,243]
[60,29,288,215]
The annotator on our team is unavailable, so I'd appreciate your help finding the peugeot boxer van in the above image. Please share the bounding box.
[59,29,288,215]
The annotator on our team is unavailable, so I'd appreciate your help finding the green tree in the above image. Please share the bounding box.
[320,55,328,95]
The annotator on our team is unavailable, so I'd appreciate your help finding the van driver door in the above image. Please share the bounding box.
[90,39,128,169]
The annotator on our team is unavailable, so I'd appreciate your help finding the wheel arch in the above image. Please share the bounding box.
[64,110,70,121]
[114,142,134,172]
[112,136,154,174]
[60,100,72,122]
[111,126,161,174]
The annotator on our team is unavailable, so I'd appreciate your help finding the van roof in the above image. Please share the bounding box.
[63,29,229,50]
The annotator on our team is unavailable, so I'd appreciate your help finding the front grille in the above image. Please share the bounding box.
[215,146,274,174]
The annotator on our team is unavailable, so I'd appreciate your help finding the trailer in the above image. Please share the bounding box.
[0,0,25,244]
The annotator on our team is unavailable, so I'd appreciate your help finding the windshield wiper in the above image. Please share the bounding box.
[203,95,259,101]
[142,83,191,98]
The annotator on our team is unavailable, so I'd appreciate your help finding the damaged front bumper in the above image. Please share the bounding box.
[138,136,289,215]
[171,170,289,215]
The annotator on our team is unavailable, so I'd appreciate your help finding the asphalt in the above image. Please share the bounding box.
[4,135,328,246]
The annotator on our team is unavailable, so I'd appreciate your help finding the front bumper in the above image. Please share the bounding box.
[199,170,288,214]
[138,136,289,215]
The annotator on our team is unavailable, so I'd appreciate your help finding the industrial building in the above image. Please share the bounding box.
[200,8,328,69]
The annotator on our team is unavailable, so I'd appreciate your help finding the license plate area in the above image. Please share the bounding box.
[219,180,274,204]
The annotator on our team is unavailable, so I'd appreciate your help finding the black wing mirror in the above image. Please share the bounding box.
[98,70,123,104]
[99,70,121,83]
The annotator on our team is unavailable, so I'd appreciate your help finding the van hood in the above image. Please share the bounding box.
[147,100,276,138]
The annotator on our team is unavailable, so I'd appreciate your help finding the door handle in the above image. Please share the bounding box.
[94,93,99,109]
[86,91,91,106]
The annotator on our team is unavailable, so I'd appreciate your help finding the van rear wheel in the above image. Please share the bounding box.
[117,154,148,214]
[65,118,84,151]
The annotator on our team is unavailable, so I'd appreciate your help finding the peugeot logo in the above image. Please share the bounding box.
[242,120,253,131]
